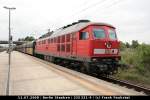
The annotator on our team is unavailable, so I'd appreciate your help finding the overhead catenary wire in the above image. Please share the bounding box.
[59,0,125,27]
[34,0,126,37]
[77,0,125,17]
[86,0,126,18]
[70,0,110,17]
[57,0,112,28]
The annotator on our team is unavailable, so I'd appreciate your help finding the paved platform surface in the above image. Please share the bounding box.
[0,51,144,95]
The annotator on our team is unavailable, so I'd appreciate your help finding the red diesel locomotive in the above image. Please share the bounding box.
[34,20,121,74]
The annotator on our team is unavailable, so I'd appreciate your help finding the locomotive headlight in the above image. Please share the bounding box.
[92,58,97,61]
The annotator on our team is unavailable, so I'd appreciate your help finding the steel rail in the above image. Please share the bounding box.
[97,75,150,95]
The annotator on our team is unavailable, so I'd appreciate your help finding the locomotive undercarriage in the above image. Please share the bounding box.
[36,54,119,75]
[89,62,119,75]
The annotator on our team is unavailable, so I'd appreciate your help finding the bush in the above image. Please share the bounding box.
[120,49,138,65]
[120,41,126,51]
[116,44,150,88]
[137,44,150,71]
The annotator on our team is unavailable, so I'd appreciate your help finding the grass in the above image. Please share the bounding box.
[114,45,150,88]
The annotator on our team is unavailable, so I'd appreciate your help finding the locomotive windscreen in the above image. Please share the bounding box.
[108,29,117,40]
[93,29,106,39]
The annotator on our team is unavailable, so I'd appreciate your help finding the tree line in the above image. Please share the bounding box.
[18,36,35,42]
[120,40,140,51]
[120,40,150,72]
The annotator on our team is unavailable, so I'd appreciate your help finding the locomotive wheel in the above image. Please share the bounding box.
[80,62,91,74]
[80,66,86,73]
[44,55,48,61]
[49,56,55,63]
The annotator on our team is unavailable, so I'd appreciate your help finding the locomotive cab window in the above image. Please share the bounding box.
[93,29,105,39]
[79,32,89,40]
[108,29,117,40]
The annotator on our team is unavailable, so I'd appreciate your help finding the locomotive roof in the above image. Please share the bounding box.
[37,22,115,41]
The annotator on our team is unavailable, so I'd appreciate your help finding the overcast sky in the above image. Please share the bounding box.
[0,0,150,44]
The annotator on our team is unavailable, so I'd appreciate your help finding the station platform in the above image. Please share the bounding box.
[0,51,144,95]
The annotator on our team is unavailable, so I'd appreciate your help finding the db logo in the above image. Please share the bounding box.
[105,42,111,48]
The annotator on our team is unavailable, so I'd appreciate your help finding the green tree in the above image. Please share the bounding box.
[125,42,130,48]
[18,36,35,41]
[131,40,139,48]
[137,44,150,70]
[18,38,24,41]
[120,41,126,51]
[24,36,35,41]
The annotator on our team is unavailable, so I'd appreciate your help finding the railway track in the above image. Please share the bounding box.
[60,64,150,95]
[60,63,150,95]
[59,62,150,95]
[96,75,150,95]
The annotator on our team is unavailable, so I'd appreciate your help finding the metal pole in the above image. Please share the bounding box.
[3,6,16,96]
[9,9,11,67]
[6,9,11,96]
